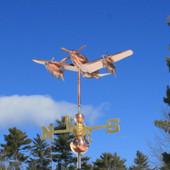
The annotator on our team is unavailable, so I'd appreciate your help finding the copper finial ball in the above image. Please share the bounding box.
[70,136,89,154]
[74,113,84,123]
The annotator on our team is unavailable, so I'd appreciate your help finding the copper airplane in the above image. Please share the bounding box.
[33,47,133,80]
[61,46,133,77]
[32,57,69,80]
[33,57,110,80]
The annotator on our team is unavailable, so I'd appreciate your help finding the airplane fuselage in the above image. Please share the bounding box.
[69,51,101,79]
[69,50,88,68]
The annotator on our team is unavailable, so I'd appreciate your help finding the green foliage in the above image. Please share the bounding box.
[0,152,10,169]
[154,114,170,134]
[160,20,170,168]
[165,18,170,98]
[69,156,92,169]
[166,16,170,71]
[93,152,127,170]
[153,20,170,169]
[52,116,74,169]
[164,85,170,105]
[27,158,37,170]
[27,134,51,170]
[166,56,170,72]
[130,151,150,169]
[81,156,93,169]
[167,16,170,26]
[160,152,170,170]
[0,127,31,169]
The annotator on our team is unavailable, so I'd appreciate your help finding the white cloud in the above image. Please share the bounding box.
[0,95,108,128]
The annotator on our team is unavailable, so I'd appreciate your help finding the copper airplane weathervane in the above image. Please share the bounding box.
[33,46,133,80]
[33,46,133,170]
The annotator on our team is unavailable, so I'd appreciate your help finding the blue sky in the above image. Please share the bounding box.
[0,0,170,168]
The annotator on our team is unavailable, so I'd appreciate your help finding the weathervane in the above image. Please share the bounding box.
[33,46,133,169]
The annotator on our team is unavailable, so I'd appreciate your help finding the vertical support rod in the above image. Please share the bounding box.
[78,69,81,113]
[77,154,81,170]
[77,70,81,169]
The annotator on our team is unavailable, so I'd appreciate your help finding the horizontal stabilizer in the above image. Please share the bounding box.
[98,73,111,77]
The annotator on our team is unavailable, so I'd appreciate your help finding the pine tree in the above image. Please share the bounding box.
[27,133,51,170]
[155,17,170,134]
[166,56,170,72]
[161,152,170,170]
[164,17,170,103]
[93,152,127,170]
[0,151,9,169]
[81,156,93,169]
[69,156,92,169]
[0,127,31,169]
[130,151,150,170]
[52,116,74,169]
[27,158,36,170]
[167,16,170,26]
[153,17,170,169]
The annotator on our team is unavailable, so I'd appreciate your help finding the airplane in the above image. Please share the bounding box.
[33,46,133,80]
[61,46,133,76]
[33,57,110,80]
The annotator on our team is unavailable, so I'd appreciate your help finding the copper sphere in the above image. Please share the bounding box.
[70,136,89,154]
[74,113,84,123]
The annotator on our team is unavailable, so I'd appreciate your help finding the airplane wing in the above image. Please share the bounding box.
[33,59,78,72]
[32,59,51,65]
[83,50,133,73]
[62,63,79,72]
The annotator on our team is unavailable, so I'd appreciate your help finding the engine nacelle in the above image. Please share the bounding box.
[102,58,117,76]
[45,62,65,80]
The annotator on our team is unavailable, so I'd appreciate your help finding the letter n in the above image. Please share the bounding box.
[41,124,55,140]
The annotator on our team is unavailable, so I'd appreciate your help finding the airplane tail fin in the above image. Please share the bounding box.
[61,70,65,81]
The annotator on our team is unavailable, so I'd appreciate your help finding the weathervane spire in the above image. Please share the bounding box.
[78,69,81,113]
[34,46,133,170]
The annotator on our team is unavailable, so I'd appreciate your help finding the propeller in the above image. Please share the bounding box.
[61,45,86,53]
[61,47,70,53]
[76,45,86,52]
[61,46,87,63]
[60,56,70,63]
